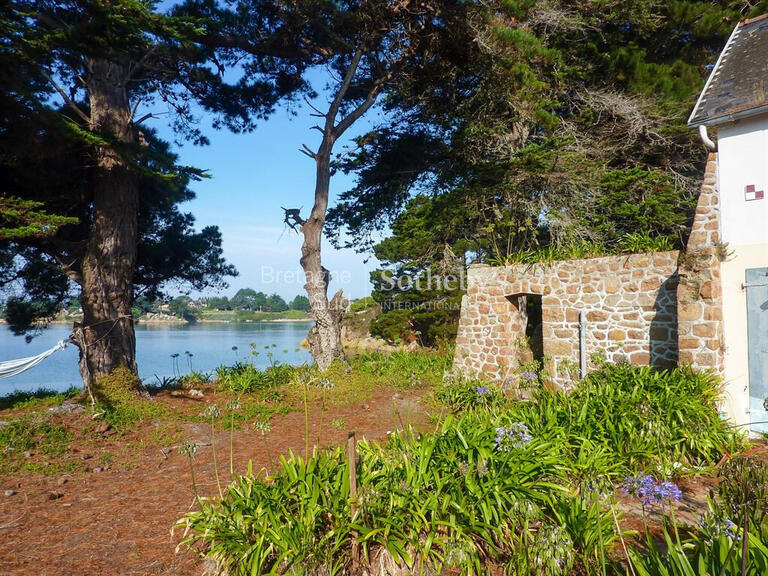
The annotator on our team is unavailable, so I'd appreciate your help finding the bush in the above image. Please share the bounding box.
[370,304,460,347]
[434,374,507,412]
[349,296,378,313]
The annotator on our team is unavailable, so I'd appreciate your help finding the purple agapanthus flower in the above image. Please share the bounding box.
[476,385,491,396]
[495,422,532,451]
[698,513,739,542]
[521,371,538,382]
[623,474,683,507]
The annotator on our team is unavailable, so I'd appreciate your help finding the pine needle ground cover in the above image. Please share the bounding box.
[178,362,752,575]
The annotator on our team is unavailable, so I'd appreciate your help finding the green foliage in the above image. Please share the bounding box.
[588,168,696,245]
[0,1,242,334]
[349,296,377,313]
[369,304,461,347]
[617,232,675,254]
[628,457,768,575]
[0,196,77,240]
[0,415,74,474]
[0,417,72,457]
[169,296,194,320]
[180,359,744,575]
[348,349,452,389]
[0,387,79,412]
[215,362,297,395]
[434,374,507,412]
[439,362,742,472]
[289,294,311,312]
[179,413,618,575]
[328,1,753,290]
[93,367,169,429]
[629,522,768,576]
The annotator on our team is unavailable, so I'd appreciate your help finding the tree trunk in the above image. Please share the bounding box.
[301,146,347,371]
[74,58,139,392]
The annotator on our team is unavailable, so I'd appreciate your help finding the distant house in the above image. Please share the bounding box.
[688,14,768,432]
[453,16,768,432]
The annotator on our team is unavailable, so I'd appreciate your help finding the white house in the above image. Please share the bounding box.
[688,14,768,432]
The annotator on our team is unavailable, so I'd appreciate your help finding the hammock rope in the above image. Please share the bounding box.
[0,340,69,379]
[1,315,135,381]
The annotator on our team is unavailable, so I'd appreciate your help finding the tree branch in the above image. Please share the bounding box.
[42,70,90,124]
[325,47,364,132]
[299,144,317,159]
[133,113,154,125]
[333,74,388,138]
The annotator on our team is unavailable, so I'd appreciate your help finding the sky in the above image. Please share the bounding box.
[148,84,386,302]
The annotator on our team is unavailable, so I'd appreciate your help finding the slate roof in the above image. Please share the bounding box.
[688,15,768,127]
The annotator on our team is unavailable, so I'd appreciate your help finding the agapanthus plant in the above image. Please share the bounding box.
[495,422,532,451]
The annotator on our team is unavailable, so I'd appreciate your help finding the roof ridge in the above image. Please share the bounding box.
[688,17,768,127]
[741,14,768,26]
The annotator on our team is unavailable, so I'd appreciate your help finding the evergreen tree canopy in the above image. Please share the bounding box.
[328,0,763,267]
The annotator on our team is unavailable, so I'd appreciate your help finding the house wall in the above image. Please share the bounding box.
[718,114,768,246]
[716,117,768,428]
[453,252,680,387]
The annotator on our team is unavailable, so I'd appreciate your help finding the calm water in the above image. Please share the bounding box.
[0,321,314,394]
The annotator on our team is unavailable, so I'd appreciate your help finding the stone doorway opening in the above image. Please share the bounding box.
[508,293,544,364]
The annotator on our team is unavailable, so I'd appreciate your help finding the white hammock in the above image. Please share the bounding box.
[0,340,68,379]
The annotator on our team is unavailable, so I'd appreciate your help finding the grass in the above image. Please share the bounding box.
[0,387,80,412]
[0,416,75,475]
[487,234,676,267]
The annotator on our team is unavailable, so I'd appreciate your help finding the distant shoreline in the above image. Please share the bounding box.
[0,315,313,326]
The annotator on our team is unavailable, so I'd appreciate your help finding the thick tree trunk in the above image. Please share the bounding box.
[74,58,139,391]
[301,147,347,371]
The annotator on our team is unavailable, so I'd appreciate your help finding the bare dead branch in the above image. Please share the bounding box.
[41,70,90,124]
[299,144,317,159]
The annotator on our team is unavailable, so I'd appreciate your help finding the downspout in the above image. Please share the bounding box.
[699,125,716,150]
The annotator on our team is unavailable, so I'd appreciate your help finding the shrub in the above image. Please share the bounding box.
[370,304,460,347]
[349,296,378,313]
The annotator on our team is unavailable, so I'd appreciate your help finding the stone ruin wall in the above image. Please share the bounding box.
[453,252,681,386]
[676,153,724,374]
[453,153,724,386]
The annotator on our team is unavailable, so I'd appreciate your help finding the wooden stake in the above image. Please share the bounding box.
[347,431,360,567]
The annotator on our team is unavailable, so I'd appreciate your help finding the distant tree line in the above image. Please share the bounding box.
[203,289,310,313]
[126,290,311,320]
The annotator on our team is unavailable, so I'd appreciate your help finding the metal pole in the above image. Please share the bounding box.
[579,310,587,379]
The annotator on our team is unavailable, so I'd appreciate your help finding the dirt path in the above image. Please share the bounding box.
[0,389,431,576]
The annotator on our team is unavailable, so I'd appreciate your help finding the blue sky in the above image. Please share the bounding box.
[149,86,385,302]
[140,1,388,302]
